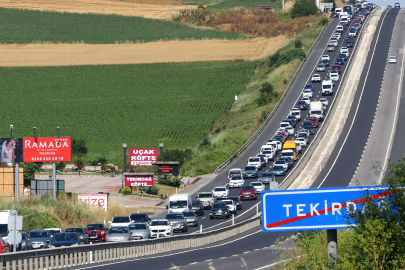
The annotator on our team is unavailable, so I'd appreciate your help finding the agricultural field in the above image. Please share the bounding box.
[0,61,257,159]
[208,0,282,10]
[0,8,245,44]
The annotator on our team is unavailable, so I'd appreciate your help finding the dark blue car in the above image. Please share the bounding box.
[336,58,344,65]
[49,233,81,248]
[272,165,286,176]
[304,84,314,92]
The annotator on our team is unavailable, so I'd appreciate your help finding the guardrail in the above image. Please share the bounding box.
[214,23,328,174]
[279,8,377,189]
[0,215,261,270]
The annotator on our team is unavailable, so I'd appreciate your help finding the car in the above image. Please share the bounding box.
[304,84,314,91]
[276,130,288,140]
[247,156,262,170]
[129,213,151,224]
[274,159,288,171]
[149,219,173,238]
[65,227,89,244]
[330,12,338,17]
[16,232,31,251]
[345,40,354,48]
[320,98,329,107]
[340,22,347,30]
[29,230,52,249]
[327,44,335,52]
[395,3,400,8]
[297,132,309,143]
[336,57,344,65]
[259,172,275,184]
[49,233,82,248]
[353,23,361,30]
[86,223,107,242]
[303,89,313,98]
[302,121,315,134]
[308,116,319,128]
[212,186,229,200]
[105,226,131,242]
[182,211,199,227]
[256,155,267,167]
[43,228,63,237]
[267,139,282,151]
[165,213,188,232]
[109,216,131,227]
[209,202,230,219]
[329,38,338,47]
[339,53,348,61]
[316,64,325,72]
[229,175,245,188]
[295,137,307,147]
[272,135,285,144]
[261,149,275,161]
[283,118,297,128]
[312,74,321,82]
[389,56,397,64]
[251,182,265,194]
[272,165,286,176]
[321,55,330,61]
[332,65,341,74]
[279,156,293,169]
[353,18,362,24]
[129,223,150,240]
[296,100,308,110]
[302,97,311,105]
[191,200,205,216]
[228,168,242,180]
[239,185,257,200]
[197,192,215,209]
[349,28,357,37]
[0,237,9,254]
[290,109,301,120]
[227,196,243,210]
[222,199,237,215]
[322,59,330,66]
[330,72,340,82]
[284,126,295,136]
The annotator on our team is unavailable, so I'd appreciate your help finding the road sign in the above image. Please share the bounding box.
[261,186,388,232]
[7,231,22,245]
[320,3,333,9]
[364,28,369,33]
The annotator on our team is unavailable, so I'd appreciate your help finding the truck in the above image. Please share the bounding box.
[0,210,18,240]
[343,5,353,18]
[167,194,192,213]
[321,80,334,96]
[310,101,324,122]
[282,140,298,161]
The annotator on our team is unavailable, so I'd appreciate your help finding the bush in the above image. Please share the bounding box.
[268,52,280,68]
[256,82,279,107]
[294,39,303,48]
[121,186,132,195]
[22,211,61,232]
[276,48,306,67]
[319,18,329,26]
[72,138,88,156]
[290,0,318,18]
[139,186,160,195]
[158,175,182,187]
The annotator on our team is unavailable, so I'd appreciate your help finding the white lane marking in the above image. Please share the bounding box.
[379,43,405,183]
[254,256,302,270]
[317,10,389,188]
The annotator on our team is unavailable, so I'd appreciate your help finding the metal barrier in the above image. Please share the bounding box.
[214,23,328,174]
[0,216,261,269]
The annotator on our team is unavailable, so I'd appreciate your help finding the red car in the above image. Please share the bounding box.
[354,18,362,24]
[0,237,9,253]
[239,185,257,200]
[332,65,341,74]
[86,223,107,242]
[308,116,319,128]
[277,131,288,140]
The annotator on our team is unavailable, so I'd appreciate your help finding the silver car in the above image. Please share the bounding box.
[129,223,150,240]
[182,211,198,227]
[316,64,325,72]
[105,226,131,242]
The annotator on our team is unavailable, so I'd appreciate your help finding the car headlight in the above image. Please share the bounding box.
[166,228,170,232]
[101,231,106,235]
[168,210,173,213]
[22,242,26,247]
[218,210,222,213]
[80,236,84,239]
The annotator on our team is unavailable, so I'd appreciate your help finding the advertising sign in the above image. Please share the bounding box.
[129,148,158,166]
[125,174,154,187]
[23,137,71,162]
[154,162,180,175]
[261,186,388,232]
[0,138,23,163]
[78,193,108,211]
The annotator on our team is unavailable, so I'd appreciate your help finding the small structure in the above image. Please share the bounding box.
[258,5,272,11]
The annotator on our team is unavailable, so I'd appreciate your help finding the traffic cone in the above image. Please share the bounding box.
[116,182,119,188]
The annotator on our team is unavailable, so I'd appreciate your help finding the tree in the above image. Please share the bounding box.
[23,162,41,186]
[72,138,88,156]
[290,0,318,18]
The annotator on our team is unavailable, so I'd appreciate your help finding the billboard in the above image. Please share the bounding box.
[78,193,108,211]
[0,138,23,163]
[129,148,158,166]
[23,137,71,162]
[154,162,180,175]
[125,174,154,187]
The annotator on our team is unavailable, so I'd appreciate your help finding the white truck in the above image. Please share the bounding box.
[310,101,324,122]
[0,210,18,240]
[167,194,192,213]
[321,80,334,96]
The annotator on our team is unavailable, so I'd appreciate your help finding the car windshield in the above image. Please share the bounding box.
[211,203,226,209]
[108,227,129,234]
[262,150,272,155]
[53,233,78,242]
[192,201,201,206]
[297,101,306,105]
[21,233,27,240]
[323,84,332,89]
[129,224,147,230]
[86,224,104,230]
[130,214,148,222]
[248,158,260,162]
[281,152,293,157]
[29,231,50,238]
[251,182,262,187]
[244,166,256,170]
[313,75,319,77]
[241,186,254,190]
[229,170,241,176]
[65,228,84,234]
[182,212,196,217]
[166,214,184,220]
[275,160,286,164]
[262,172,273,177]
[150,221,169,226]
[169,200,188,208]
[222,200,233,205]
[228,197,240,202]
[198,193,212,198]
[273,165,284,170]
[231,175,243,180]
[214,187,226,191]
[112,217,130,223]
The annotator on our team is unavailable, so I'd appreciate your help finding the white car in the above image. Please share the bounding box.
[229,175,245,188]
[247,156,262,170]
[311,74,321,82]
[228,168,242,180]
[109,216,131,227]
[284,126,295,136]
[320,98,329,107]
[302,97,311,105]
[290,109,301,121]
[340,47,349,57]
[257,153,268,164]
[330,72,340,82]
[251,182,265,194]
[321,55,330,61]
[149,219,173,238]
[222,199,237,214]
[261,149,275,161]
[212,186,229,199]
[329,38,338,47]
[295,137,307,147]
[267,140,281,152]
[303,89,313,98]
[389,56,397,64]
[332,33,341,40]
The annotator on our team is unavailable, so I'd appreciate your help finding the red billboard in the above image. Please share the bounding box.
[125,175,154,187]
[23,137,71,162]
[129,148,158,166]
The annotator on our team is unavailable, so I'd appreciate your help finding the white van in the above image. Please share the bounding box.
[167,194,192,213]
[322,80,334,96]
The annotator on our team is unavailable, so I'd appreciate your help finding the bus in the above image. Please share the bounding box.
[343,5,353,18]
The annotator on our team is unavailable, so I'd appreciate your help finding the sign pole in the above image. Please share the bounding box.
[52,162,57,200]
[327,229,338,266]
[15,163,19,202]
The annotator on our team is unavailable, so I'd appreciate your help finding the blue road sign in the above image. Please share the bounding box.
[261,186,388,232]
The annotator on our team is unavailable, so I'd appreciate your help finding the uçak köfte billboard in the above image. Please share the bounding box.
[23,137,71,162]
[129,148,158,166]
[124,173,154,187]
[0,138,24,163]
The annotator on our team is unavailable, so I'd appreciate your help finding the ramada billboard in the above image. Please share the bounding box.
[129,148,157,166]
[23,137,71,162]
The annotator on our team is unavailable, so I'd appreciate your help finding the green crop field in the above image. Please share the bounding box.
[208,0,282,10]
[0,8,245,44]
[0,61,257,158]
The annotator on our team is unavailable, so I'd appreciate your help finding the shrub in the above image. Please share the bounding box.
[158,175,182,187]
[72,138,88,156]
[164,148,192,167]
[23,211,61,232]
[290,0,318,18]
[74,157,85,170]
[139,186,160,195]
[121,186,132,195]
[276,48,306,67]
[319,18,329,25]
[294,39,303,48]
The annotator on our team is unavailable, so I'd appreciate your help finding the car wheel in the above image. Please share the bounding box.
[210,216,214,220]
[194,222,198,227]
